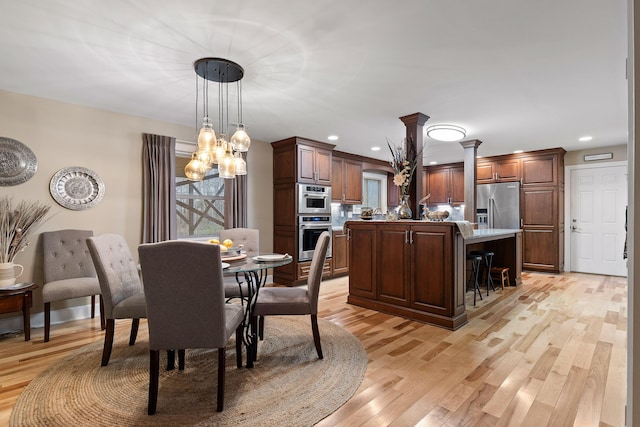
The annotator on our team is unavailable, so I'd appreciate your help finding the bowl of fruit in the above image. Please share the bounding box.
[208,238,243,257]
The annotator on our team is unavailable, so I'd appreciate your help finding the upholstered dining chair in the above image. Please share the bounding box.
[138,240,244,414]
[42,229,104,342]
[219,228,259,301]
[251,231,330,360]
[86,233,147,366]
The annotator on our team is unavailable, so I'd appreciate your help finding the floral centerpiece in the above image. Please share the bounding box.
[0,197,51,264]
[387,137,421,197]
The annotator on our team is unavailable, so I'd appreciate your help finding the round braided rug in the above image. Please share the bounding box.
[10,316,367,427]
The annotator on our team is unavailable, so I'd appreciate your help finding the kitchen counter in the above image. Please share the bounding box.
[344,221,522,330]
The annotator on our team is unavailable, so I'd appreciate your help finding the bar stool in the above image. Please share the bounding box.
[470,250,496,296]
[466,253,483,306]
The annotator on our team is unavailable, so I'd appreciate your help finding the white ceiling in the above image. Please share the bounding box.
[0,0,628,164]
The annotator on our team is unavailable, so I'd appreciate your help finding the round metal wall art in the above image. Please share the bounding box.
[0,137,38,186]
[49,166,105,210]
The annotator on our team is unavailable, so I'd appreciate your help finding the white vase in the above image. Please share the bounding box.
[0,262,24,289]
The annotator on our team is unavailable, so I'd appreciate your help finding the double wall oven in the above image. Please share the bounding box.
[297,184,332,261]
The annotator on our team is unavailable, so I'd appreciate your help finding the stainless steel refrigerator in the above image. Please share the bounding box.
[476,182,521,229]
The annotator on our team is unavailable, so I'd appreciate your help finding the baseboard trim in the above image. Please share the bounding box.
[0,303,98,336]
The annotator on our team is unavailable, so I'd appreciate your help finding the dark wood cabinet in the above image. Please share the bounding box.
[347,223,376,298]
[519,148,565,273]
[297,143,332,185]
[332,229,349,276]
[476,158,521,183]
[331,157,362,204]
[425,163,464,205]
[297,258,332,280]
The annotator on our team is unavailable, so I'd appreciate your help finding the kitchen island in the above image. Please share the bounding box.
[344,220,522,330]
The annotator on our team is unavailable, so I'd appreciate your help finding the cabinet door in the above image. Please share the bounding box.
[331,158,344,202]
[332,230,349,276]
[388,173,400,208]
[450,167,465,204]
[495,159,521,181]
[376,225,410,306]
[343,159,363,204]
[314,147,333,185]
[521,155,558,185]
[348,225,376,298]
[410,225,452,316]
[297,144,317,183]
[476,162,495,184]
[427,168,450,204]
[521,187,560,271]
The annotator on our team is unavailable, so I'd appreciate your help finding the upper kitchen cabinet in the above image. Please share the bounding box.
[476,157,521,184]
[425,163,464,205]
[271,137,334,185]
[520,148,565,186]
[331,156,363,204]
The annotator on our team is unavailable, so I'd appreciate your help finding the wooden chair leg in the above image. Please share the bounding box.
[101,319,115,366]
[91,295,96,319]
[129,318,140,345]
[178,350,185,370]
[99,296,106,330]
[44,302,51,342]
[311,315,323,359]
[148,350,159,415]
[217,347,226,412]
[236,324,243,368]
[166,350,175,371]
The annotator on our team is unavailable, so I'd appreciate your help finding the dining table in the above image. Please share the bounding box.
[223,253,292,368]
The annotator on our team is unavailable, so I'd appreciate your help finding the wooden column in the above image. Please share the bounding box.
[399,112,430,219]
[459,139,482,223]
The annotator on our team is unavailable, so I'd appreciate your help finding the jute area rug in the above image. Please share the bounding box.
[10,316,367,427]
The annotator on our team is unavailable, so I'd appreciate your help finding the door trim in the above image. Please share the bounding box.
[564,160,628,273]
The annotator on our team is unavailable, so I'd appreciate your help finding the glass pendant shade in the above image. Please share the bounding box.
[234,151,247,175]
[218,146,237,179]
[185,154,205,181]
[195,149,213,170]
[197,117,216,150]
[212,134,227,164]
[230,124,251,152]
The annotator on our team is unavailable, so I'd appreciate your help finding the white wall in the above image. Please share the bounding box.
[0,89,273,328]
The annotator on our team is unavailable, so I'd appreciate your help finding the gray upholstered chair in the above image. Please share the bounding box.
[251,231,330,360]
[86,234,147,366]
[138,240,244,414]
[219,228,259,300]
[42,229,104,342]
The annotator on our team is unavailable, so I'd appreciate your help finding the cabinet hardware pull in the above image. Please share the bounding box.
[405,230,409,244]
[347,228,351,240]
[409,230,414,244]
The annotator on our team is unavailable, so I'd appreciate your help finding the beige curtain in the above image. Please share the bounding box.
[142,133,176,243]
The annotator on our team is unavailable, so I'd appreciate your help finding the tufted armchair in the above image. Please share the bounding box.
[219,228,259,301]
[87,233,147,366]
[42,229,103,342]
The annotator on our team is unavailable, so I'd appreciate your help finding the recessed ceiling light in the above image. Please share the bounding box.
[425,124,466,142]
[327,135,339,141]
[513,150,524,154]
[371,146,381,151]
[579,136,593,142]
[429,161,438,165]
[476,155,482,159]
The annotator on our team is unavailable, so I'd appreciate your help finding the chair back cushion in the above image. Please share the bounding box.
[138,240,229,350]
[306,231,330,313]
[219,228,259,257]
[42,230,96,283]
[86,234,143,318]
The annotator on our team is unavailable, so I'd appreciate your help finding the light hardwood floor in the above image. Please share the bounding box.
[0,271,627,426]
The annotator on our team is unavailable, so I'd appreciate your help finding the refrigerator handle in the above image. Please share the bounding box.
[488,198,494,228]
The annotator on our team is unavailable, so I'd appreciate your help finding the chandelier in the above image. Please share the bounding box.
[185,58,251,181]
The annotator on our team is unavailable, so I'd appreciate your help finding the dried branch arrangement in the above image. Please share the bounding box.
[0,197,51,263]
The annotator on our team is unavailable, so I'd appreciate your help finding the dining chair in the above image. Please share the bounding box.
[251,231,330,360]
[42,229,104,342]
[138,240,244,414]
[86,233,147,366]
[219,228,259,301]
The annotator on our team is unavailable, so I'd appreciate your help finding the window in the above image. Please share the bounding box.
[362,171,387,211]
[175,154,226,238]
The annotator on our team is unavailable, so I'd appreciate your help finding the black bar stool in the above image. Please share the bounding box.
[466,253,483,306]
[470,250,496,296]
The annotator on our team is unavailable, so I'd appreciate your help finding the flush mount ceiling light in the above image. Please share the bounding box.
[185,57,250,181]
[425,124,466,142]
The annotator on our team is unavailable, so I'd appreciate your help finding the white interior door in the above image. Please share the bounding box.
[570,164,628,276]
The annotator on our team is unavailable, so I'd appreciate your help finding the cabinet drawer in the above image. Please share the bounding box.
[297,259,332,280]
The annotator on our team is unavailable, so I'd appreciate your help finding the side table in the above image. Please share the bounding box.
[0,283,37,341]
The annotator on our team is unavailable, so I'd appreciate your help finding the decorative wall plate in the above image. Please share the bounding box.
[0,137,38,186]
[49,167,105,210]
